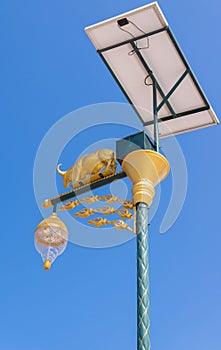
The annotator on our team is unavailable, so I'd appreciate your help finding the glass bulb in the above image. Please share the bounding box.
[34,213,68,269]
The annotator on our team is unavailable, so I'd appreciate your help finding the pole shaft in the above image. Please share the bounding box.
[136,202,150,350]
[153,80,160,153]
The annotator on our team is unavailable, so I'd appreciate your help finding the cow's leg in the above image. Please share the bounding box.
[111,158,117,172]
[91,162,105,174]
[104,159,110,170]
[106,158,116,172]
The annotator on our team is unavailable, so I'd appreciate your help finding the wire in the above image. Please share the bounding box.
[118,24,135,39]
[118,19,150,55]
[144,75,153,86]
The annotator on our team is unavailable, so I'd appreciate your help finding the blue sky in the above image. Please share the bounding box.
[1,0,221,349]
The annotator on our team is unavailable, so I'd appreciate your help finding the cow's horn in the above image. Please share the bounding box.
[56,163,66,176]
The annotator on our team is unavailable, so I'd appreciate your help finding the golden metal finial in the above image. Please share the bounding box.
[41,199,52,208]
[44,260,52,270]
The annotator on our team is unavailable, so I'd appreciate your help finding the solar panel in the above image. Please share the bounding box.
[85,2,219,138]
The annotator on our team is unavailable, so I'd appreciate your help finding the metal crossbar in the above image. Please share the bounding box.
[45,171,127,208]
[156,68,190,112]
[96,26,211,150]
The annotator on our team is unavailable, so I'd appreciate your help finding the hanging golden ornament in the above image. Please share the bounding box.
[111,220,134,233]
[88,217,109,227]
[94,206,115,215]
[121,199,133,210]
[74,208,95,218]
[59,200,80,211]
[116,209,133,219]
[80,195,99,204]
[99,194,119,203]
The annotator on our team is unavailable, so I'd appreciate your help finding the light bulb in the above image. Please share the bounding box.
[34,213,68,270]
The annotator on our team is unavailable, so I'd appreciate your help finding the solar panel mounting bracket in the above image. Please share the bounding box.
[85,2,219,142]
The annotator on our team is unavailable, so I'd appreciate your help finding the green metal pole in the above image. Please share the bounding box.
[153,80,160,153]
[136,202,150,350]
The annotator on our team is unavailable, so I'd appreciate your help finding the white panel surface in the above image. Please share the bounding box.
[85,2,219,138]
[85,2,167,50]
[146,109,217,138]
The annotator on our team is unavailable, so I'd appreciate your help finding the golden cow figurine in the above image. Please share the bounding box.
[57,149,117,188]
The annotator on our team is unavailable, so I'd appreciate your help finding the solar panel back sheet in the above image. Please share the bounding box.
[85,2,219,138]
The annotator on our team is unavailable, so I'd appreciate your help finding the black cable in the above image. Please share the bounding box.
[117,19,150,55]
[144,75,153,86]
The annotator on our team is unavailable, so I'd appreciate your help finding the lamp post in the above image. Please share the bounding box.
[34,3,219,350]
[122,149,170,349]
[34,139,170,350]
[84,3,218,345]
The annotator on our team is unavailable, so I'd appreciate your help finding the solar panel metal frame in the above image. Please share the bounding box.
[85,2,219,143]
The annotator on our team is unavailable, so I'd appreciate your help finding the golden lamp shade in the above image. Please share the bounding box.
[122,150,170,206]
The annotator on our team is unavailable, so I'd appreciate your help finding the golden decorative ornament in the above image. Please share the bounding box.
[80,195,99,204]
[44,260,51,270]
[74,208,94,218]
[59,200,80,211]
[41,199,52,208]
[121,200,133,210]
[88,217,109,227]
[99,194,119,203]
[87,217,133,233]
[56,149,117,188]
[94,206,115,214]
[111,220,134,233]
[116,209,133,219]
